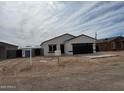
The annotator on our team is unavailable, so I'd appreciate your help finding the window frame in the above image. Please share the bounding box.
[48,44,57,53]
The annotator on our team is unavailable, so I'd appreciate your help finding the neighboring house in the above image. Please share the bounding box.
[96,36,124,51]
[19,46,43,57]
[0,42,18,59]
[41,33,96,56]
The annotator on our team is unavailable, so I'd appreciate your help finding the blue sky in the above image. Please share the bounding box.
[0,1,124,46]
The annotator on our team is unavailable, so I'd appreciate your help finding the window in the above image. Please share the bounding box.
[111,42,116,49]
[49,45,52,52]
[49,44,56,53]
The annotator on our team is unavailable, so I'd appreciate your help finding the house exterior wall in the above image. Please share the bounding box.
[65,35,96,55]
[0,43,18,59]
[0,46,6,59]
[7,50,17,59]
[41,34,74,56]
[6,45,17,59]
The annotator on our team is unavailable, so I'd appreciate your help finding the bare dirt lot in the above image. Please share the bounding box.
[0,51,124,91]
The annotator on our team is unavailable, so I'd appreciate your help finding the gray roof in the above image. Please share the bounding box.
[0,41,18,47]
[40,33,75,46]
[65,34,96,42]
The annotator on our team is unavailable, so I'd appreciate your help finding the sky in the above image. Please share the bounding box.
[0,1,124,46]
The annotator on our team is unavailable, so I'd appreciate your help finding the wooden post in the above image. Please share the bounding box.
[55,50,61,66]
[58,56,59,65]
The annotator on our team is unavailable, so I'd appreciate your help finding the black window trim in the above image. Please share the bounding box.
[48,44,57,53]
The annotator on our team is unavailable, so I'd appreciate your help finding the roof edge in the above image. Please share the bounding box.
[40,33,75,46]
[0,42,18,47]
[65,34,96,42]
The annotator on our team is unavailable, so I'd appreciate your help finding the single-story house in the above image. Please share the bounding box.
[0,42,19,59]
[96,36,124,51]
[41,33,96,56]
[40,33,75,56]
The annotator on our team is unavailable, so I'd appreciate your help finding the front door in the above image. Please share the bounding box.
[60,44,64,54]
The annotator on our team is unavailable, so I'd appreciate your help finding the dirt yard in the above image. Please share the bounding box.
[0,51,124,91]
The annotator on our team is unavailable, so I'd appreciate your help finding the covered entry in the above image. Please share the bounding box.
[16,50,22,57]
[72,43,93,54]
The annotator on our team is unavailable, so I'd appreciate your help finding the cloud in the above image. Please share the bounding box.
[0,1,124,46]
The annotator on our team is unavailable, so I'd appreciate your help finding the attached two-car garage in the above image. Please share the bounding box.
[72,43,93,54]
[65,34,96,55]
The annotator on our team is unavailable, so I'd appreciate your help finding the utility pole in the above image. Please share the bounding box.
[95,32,97,40]
[93,32,97,53]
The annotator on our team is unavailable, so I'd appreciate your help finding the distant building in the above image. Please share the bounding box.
[96,36,124,51]
[0,42,18,59]
[41,33,96,56]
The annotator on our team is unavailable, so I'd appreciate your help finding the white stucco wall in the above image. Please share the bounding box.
[41,34,75,56]
[65,35,96,55]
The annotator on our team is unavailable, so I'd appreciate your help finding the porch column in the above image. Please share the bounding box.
[93,43,96,53]
[57,44,60,50]
[22,50,25,57]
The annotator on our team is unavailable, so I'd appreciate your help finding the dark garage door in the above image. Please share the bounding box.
[7,50,16,59]
[73,43,93,54]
